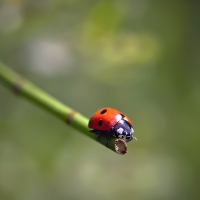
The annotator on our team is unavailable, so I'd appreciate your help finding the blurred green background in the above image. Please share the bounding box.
[0,0,200,200]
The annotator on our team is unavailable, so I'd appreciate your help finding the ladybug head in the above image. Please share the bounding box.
[113,117,134,142]
[117,127,134,142]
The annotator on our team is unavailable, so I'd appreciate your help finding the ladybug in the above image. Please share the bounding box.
[88,107,136,147]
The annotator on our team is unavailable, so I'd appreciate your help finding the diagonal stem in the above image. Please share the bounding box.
[0,61,127,155]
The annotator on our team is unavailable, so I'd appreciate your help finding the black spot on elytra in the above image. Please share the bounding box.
[98,119,103,126]
[100,109,107,114]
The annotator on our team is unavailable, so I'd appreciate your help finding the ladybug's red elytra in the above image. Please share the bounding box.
[88,107,136,147]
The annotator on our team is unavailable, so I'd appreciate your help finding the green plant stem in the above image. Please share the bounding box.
[0,61,127,155]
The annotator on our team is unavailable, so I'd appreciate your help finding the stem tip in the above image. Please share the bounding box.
[115,139,127,155]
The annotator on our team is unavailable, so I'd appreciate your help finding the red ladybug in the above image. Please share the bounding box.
[88,107,135,147]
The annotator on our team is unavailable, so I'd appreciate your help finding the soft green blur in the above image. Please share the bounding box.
[0,0,199,200]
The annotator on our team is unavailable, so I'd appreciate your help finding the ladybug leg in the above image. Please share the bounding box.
[90,129,111,148]
[106,133,111,148]
[106,130,114,148]
[97,134,101,141]
[90,129,101,140]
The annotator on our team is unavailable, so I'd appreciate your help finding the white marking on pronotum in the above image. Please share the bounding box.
[117,127,124,134]
[115,114,122,122]
[118,119,125,125]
